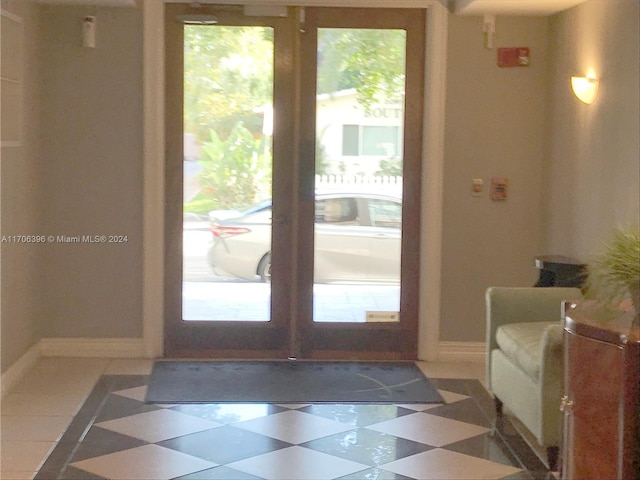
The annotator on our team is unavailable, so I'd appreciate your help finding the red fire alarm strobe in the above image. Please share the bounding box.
[497,47,529,68]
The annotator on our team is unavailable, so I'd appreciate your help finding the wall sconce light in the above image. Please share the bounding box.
[571,75,599,104]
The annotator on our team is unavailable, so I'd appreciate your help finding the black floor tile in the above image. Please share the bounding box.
[169,403,287,424]
[158,425,292,464]
[69,426,149,462]
[58,465,109,480]
[424,397,493,427]
[94,392,161,422]
[302,428,434,466]
[491,415,548,472]
[443,432,521,468]
[299,404,415,427]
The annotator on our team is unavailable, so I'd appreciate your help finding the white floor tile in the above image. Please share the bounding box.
[227,446,368,480]
[95,408,222,443]
[234,410,354,444]
[366,412,490,447]
[1,441,55,472]
[112,385,148,402]
[8,369,99,397]
[0,471,35,480]
[31,358,109,376]
[0,393,86,417]
[70,444,217,480]
[0,415,72,442]
[383,448,522,479]
[439,389,470,404]
[112,385,178,408]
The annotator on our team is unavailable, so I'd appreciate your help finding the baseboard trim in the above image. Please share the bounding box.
[1,342,41,397]
[438,341,486,363]
[38,338,147,358]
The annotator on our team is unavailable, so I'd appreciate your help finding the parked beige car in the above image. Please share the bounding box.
[207,193,402,283]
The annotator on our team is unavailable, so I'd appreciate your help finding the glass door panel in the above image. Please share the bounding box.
[165,4,424,359]
[165,4,295,357]
[313,27,405,324]
[297,7,425,359]
[182,25,274,322]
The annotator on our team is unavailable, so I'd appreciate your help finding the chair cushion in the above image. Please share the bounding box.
[495,321,557,381]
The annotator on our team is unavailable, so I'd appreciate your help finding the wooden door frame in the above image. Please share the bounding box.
[163,4,298,357]
[296,7,425,360]
[144,2,448,361]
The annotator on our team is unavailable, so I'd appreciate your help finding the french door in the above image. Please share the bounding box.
[165,4,425,359]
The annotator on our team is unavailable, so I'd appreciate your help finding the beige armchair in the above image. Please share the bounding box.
[486,286,583,470]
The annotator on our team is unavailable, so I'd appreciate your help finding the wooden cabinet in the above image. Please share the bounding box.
[562,301,639,480]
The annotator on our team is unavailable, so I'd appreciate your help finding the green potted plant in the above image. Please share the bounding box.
[586,225,640,322]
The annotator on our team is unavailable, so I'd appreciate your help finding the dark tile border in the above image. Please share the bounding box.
[34,375,148,480]
[430,379,548,473]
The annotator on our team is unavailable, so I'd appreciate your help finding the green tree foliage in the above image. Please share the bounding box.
[375,157,403,176]
[197,122,271,210]
[184,25,406,210]
[184,26,274,144]
[185,25,407,144]
[317,29,406,109]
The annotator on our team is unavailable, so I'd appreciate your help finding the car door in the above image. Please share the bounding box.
[314,196,371,283]
[364,197,402,283]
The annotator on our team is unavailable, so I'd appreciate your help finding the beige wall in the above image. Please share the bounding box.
[35,5,144,338]
[440,15,550,342]
[544,0,640,259]
[2,1,638,371]
[1,4,144,371]
[1,1,42,370]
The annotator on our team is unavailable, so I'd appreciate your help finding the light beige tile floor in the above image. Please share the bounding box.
[0,358,155,480]
[0,358,482,480]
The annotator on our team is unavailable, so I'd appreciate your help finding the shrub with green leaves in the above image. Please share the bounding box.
[194,122,271,212]
[586,226,640,305]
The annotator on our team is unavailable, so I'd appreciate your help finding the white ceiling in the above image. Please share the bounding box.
[453,0,588,16]
[32,0,588,15]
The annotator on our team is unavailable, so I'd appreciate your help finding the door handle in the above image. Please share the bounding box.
[560,395,574,412]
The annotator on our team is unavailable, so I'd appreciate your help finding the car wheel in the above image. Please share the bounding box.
[258,253,271,283]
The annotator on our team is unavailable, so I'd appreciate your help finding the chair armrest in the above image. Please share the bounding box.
[539,323,564,390]
[486,287,582,388]
[539,323,565,444]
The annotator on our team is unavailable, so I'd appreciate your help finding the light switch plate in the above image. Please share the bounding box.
[472,178,484,197]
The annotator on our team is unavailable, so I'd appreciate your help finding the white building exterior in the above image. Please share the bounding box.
[316,89,404,176]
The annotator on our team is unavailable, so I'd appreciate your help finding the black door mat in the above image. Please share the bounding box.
[145,360,444,404]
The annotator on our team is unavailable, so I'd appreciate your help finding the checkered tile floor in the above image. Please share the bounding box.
[34,376,554,480]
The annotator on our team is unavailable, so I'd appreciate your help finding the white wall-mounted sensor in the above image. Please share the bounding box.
[82,16,96,48]
[482,14,496,49]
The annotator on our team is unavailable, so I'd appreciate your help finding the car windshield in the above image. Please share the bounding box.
[241,199,272,215]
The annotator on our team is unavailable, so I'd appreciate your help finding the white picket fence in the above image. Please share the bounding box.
[315,174,403,197]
